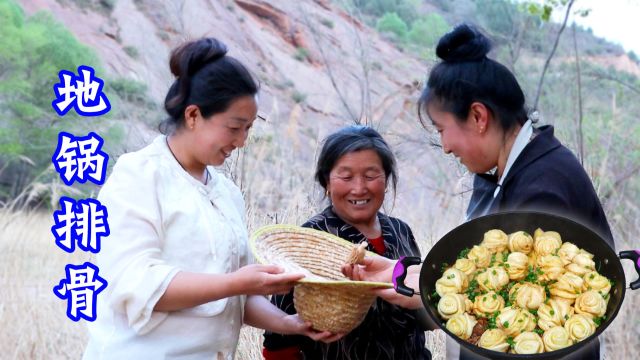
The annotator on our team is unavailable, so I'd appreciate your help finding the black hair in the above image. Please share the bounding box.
[160,38,258,133]
[418,24,528,132]
[315,125,398,195]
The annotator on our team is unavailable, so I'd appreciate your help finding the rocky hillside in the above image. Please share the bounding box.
[21,0,425,120]
[17,0,461,238]
[14,0,640,243]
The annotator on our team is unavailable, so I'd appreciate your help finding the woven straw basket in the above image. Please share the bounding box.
[250,224,392,333]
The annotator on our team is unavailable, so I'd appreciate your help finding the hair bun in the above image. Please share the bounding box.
[436,24,491,63]
[169,38,228,78]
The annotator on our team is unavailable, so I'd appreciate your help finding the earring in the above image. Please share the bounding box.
[325,189,330,197]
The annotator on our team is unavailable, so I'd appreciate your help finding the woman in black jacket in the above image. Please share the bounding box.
[345,23,614,360]
[418,23,613,246]
[420,23,612,360]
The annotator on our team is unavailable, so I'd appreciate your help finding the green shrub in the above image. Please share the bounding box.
[294,47,310,61]
[351,0,418,25]
[408,13,449,51]
[376,12,408,43]
[0,0,129,205]
[108,78,147,104]
[123,45,139,59]
[320,18,334,28]
[69,0,116,14]
[291,90,307,104]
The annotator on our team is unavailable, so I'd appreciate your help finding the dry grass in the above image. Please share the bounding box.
[0,208,447,360]
[0,210,91,359]
[1,186,639,359]
[4,208,638,360]
[1,112,638,360]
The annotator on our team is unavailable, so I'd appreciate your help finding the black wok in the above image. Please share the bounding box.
[393,211,640,359]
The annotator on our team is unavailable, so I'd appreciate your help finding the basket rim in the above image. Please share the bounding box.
[249,224,393,288]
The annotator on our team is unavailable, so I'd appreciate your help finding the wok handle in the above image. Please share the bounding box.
[619,250,640,290]
[392,256,421,297]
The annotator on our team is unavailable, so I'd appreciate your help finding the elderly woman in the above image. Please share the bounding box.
[262,125,431,359]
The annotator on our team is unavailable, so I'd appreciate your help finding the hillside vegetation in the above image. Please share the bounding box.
[1,0,639,358]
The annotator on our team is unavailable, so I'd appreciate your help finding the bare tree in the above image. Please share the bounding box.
[585,70,640,95]
[298,5,360,123]
[505,16,532,71]
[484,1,531,71]
[572,23,584,165]
[296,1,392,126]
[602,164,640,203]
[350,20,373,124]
[533,0,575,110]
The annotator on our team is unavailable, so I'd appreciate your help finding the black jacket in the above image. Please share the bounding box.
[468,125,614,248]
[463,125,611,360]
[263,206,430,360]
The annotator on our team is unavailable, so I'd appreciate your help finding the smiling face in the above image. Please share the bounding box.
[427,102,501,174]
[327,149,387,228]
[191,95,258,166]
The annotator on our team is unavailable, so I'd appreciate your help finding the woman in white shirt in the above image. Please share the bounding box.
[83,38,338,360]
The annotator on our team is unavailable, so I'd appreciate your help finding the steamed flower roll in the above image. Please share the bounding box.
[478,328,509,352]
[511,331,544,354]
[508,231,533,254]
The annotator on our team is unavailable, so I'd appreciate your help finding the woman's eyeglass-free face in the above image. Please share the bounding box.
[327,149,387,229]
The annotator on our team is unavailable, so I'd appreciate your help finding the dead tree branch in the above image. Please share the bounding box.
[533,0,575,110]
[572,23,584,165]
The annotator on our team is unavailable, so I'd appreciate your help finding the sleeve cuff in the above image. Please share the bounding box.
[107,260,180,335]
[130,265,180,334]
[262,346,302,360]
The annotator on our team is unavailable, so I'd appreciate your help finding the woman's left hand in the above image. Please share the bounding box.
[373,287,423,310]
[281,314,345,343]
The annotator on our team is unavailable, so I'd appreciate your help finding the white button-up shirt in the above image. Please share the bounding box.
[83,136,249,360]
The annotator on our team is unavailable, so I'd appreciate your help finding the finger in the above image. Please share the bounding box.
[307,330,332,341]
[303,321,313,328]
[341,264,353,278]
[360,256,376,267]
[325,332,345,343]
[312,331,344,343]
[367,256,396,272]
[351,265,365,281]
[256,264,285,274]
[267,272,305,283]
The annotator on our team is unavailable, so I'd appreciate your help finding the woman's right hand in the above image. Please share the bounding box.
[341,256,396,283]
[232,264,305,296]
[280,314,345,343]
[342,256,424,309]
